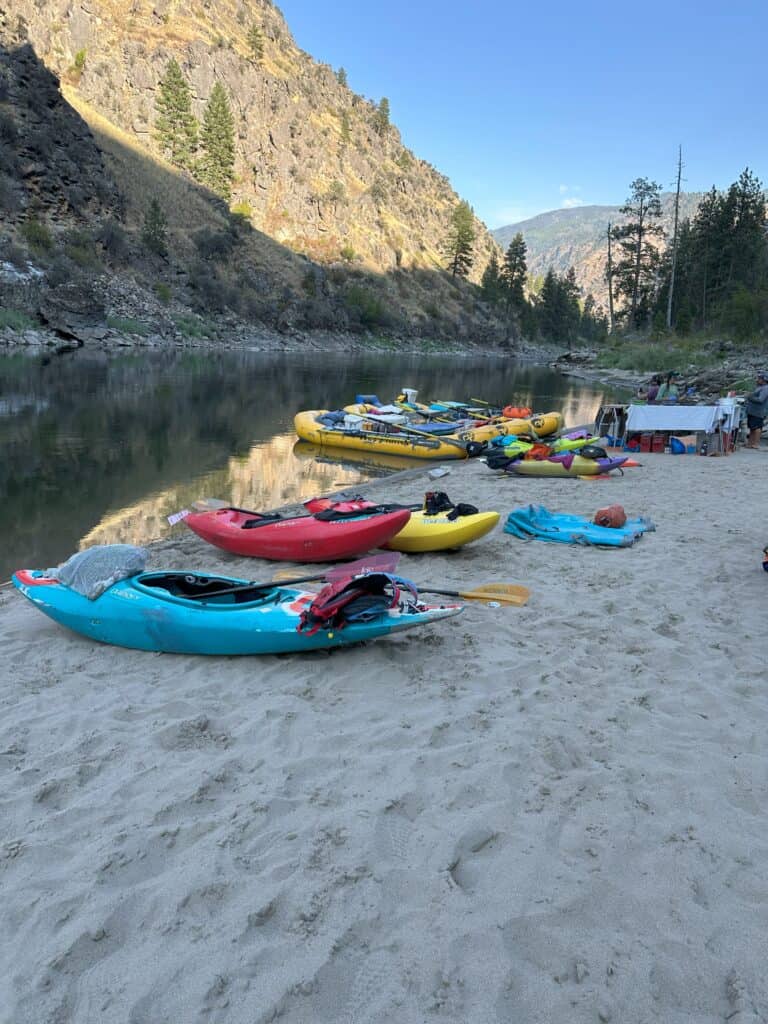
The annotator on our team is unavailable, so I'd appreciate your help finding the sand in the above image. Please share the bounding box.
[2,450,768,1023]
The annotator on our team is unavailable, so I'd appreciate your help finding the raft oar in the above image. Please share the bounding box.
[189,552,401,602]
[271,567,529,606]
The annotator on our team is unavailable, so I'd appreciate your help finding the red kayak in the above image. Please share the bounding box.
[183,504,412,562]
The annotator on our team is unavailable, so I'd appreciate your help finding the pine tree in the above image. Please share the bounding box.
[155,59,198,171]
[443,200,475,278]
[374,97,390,135]
[609,177,665,329]
[336,67,348,87]
[246,23,264,64]
[502,233,527,311]
[198,82,236,201]
[142,197,167,256]
[480,251,503,304]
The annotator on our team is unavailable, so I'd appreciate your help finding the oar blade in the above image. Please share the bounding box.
[459,583,529,606]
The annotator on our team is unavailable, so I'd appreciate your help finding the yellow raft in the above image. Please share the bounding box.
[346,404,564,445]
[454,411,564,444]
[294,410,469,460]
[383,510,500,553]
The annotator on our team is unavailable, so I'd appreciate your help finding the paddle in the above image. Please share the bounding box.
[271,566,529,606]
[416,583,528,606]
[189,551,401,601]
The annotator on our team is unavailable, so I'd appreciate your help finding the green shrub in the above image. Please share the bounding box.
[74,48,87,70]
[172,313,212,338]
[340,244,355,263]
[344,285,390,329]
[327,180,346,203]
[0,308,37,331]
[154,282,172,304]
[106,315,152,336]
[63,228,100,269]
[230,199,253,223]
[20,216,53,252]
[301,270,317,296]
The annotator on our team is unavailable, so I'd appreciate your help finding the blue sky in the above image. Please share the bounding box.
[277,0,768,228]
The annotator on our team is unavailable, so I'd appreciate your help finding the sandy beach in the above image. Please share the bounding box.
[2,450,768,1023]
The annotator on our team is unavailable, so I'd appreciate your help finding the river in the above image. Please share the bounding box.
[0,348,625,579]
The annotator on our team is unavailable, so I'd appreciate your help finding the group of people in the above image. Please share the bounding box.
[635,370,768,449]
[636,372,683,404]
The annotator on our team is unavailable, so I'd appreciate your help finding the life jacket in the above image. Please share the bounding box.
[523,444,553,461]
[502,405,532,419]
[423,491,479,520]
[301,496,403,521]
[297,572,419,635]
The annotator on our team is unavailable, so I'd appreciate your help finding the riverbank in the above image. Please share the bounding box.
[2,450,767,1021]
[551,340,768,401]
[0,320,558,362]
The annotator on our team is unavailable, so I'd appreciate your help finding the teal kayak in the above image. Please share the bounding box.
[504,505,655,546]
[11,569,462,655]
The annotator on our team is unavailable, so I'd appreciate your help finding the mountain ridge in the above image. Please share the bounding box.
[492,193,704,306]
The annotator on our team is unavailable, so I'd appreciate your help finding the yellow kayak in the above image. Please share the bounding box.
[383,510,500,553]
[294,410,469,460]
[507,454,627,477]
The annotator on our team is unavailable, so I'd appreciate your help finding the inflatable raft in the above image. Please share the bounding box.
[11,569,461,655]
[294,410,471,460]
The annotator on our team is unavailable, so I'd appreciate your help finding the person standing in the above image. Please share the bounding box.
[744,372,768,449]
[656,372,680,402]
[646,376,661,403]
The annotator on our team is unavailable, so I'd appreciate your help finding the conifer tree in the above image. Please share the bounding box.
[198,82,236,201]
[246,23,264,64]
[336,67,348,87]
[481,251,503,304]
[443,200,475,278]
[502,233,527,311]
[609,178,665,329]
[155,59,198,171]
[142,197,168,256]
[374,97,390,135]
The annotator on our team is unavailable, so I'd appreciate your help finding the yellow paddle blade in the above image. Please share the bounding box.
[456,584,529,606]
[272,567,303,581]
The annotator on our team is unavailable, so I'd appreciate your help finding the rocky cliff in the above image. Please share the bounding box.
[1,0,499,332]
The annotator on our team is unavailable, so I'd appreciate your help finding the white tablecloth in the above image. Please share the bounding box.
[626,405,727,434]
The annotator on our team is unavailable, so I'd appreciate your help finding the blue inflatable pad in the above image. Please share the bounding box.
[504,505,655,547]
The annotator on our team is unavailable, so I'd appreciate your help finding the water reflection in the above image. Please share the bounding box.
[0,349,622,577]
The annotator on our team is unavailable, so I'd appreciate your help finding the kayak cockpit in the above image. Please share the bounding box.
[134,572,282,606]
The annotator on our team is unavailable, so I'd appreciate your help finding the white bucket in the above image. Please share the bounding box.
[402,387,418,404]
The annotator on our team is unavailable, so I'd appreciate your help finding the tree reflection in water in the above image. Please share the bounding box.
[0,349,617,577]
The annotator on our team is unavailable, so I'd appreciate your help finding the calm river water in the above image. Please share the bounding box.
[0,348,624,579]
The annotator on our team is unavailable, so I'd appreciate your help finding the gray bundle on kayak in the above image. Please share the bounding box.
[45,544,149,599]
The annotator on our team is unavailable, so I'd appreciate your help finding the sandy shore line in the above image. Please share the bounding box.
[2,451,768,1022]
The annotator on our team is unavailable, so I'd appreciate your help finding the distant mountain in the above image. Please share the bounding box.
[492,194,704,307]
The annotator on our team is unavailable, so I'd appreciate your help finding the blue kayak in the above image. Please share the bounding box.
[12,569,461,655]
[504,505,655,547]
